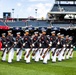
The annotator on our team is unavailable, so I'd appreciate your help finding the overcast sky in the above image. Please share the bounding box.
[0,0,55,18]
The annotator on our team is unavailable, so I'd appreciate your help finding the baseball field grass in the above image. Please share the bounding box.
[0,51,76,75]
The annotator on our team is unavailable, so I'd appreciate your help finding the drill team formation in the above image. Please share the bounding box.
[0,29,75,64]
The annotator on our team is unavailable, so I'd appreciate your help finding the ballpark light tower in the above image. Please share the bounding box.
[12,8,15,20]
[35,9,38,19]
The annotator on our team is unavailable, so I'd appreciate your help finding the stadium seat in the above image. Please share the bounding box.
[6,21,26,27]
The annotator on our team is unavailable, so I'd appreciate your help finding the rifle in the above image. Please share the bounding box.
[66,44,73,56]
[23,51,26,56]
[7,38,22,54]
[52,44,58,56]
[31,35,42,56]
[26,46,32,58]
[70,49,73,56]
[32,50,36,56]
[40,48,44,56]
[42,46,51,58]
[57,47,64,56]
[32,46,40,56]
[63,48,67,56]
[16,45,23,55]
[66,48,70,56]
[63,45,70,56]
[66,41,71,55]
[6,43,15,54]
[1,47,7,57]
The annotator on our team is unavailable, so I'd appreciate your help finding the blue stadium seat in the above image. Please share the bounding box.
[0,21,6,26]
[6,21,26,27]
[27,20,50,27]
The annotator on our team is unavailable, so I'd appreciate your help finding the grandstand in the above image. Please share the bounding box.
[51,4,76,12]
[47,0,76,42]
[5,20,51,29]
[6,21,26,27]
[48,0,76,29]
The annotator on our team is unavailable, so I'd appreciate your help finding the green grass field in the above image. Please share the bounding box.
[0,51,76,75]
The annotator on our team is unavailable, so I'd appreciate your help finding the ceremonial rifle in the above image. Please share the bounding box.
[7,38,22,54]
[42,46,51,58]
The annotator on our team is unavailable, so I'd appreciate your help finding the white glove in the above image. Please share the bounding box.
[50,42,52,45]
[23,43,25,46]
[32,44,34,47]
[67,44,69,47]
[57,42,60,45]
[14,42,17,44]
[39,43,42,47]
[71,45,73,47]
[63,44,65,47]
[73,46,75,48]
[49,44,52,46]
[5,44,8,47]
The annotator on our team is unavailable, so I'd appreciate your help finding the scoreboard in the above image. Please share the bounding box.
[3,12,11,18]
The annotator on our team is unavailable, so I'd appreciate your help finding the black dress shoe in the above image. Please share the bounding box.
[8,62,12,64]
[26,62,31,64]
[43,63,47,64]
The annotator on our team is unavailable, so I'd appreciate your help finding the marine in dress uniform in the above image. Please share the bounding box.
[47,35,52,61]
[6,30,15,63]
[32,32,40,62]
[15,32,23,62]
[67,36,73,59]
[60,34,66,61]
[56,33,62,62]
[1,33,7,61]
[50,31,57,63]
[39,29,49,64]
[65,35,70,60]
[57,34,65,62]
[23,30,32,63]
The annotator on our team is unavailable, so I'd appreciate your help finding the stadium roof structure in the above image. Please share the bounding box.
[48,4,76,15]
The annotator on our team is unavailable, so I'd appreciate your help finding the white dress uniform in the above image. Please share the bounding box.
[58,35,66,61]
[8,48,14,63]
[32,33,40,62]
[69,37,74,59]
[39,30,49,64]
[23,30,32,63]
[25,48,31,63]
[32,48,35,60]
[39,48,43,60]
[7,30,15,63]
[69,48,73,58]
[50,31,57,63]
[2,48,7,61]
[16,48,22,61]
[42,48,48,64]
[1,33,7,61]
[34,48,40,62]
[51,48,57,62]
[15,32,23,62]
